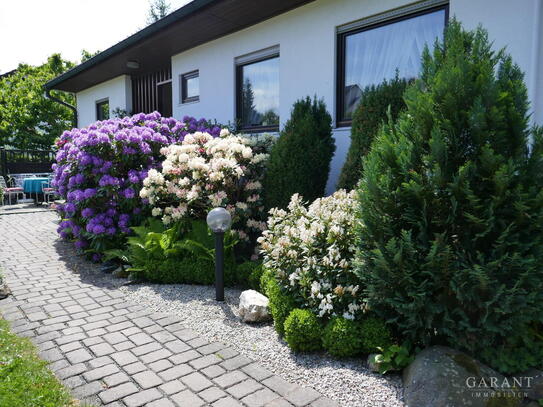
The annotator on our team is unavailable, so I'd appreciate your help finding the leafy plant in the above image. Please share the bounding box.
[322,317,362,358]
[263,96,334,210]
[360,317,392,354]
[105,218,238,285]
[370,343,415,374]
[337,75,408,190]
[283,309,322,352]
[262,272,297,336]
[357,20,543,373]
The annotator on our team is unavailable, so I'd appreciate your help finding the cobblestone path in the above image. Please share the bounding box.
[0,211,336,407]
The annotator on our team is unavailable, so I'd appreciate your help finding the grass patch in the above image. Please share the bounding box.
[0,317,75,407]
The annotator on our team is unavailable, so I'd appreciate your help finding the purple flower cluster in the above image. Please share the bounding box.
[53,111,223,253]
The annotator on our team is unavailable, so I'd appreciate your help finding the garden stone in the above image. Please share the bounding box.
[238,290,270,323]
[0,276,9,299]
[112,267,129,278]
[403,346,522,407]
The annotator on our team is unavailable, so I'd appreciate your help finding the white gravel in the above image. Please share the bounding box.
[119,283,405,407]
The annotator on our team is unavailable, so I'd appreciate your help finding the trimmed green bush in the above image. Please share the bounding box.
[356,20,543,373]
[142,255,237,285]
[263,273,296,336]
[337,76,408,190]
[359,317,392,354]
[322,317,362,358]
[264,96,335,209]
[284,309,322,352]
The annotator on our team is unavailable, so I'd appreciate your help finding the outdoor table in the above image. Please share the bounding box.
[23,177,49,204]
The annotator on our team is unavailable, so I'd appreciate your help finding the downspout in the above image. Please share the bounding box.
[45,88,78,128]
[529,0,542,126]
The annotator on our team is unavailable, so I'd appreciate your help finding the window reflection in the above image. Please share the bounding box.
[341,8,446,121]
[238,56,280,129]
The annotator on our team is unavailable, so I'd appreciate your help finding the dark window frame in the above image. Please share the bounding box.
[96,98,109,121]
[181,70,199,104]
[336,4,449,128]
[236,54,280,133]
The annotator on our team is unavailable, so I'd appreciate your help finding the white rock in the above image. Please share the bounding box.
[238,289,271,323]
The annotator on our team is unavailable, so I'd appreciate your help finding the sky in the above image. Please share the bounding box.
[0,0,192,74]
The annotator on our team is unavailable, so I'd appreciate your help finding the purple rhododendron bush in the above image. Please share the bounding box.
[53,112,223,256]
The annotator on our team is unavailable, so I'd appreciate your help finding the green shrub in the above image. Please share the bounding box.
[283,309,322,352]
[264,96,334,209]
[356,20,543,373]
[263,273,296,336]
[370,343,415,374]
[236,261,264,291]
[259,269,274,294]
[106,218,238,285]
[360,317,392,354]
[337,76,408,190]
[322,317,362,358]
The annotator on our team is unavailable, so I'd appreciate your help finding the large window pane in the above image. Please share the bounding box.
[96,99,109,121]
[238,56,279,130]
[181,71,199,103]
[340,7,446,122]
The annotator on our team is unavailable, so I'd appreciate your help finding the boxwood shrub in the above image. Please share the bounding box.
[284,309,322,352]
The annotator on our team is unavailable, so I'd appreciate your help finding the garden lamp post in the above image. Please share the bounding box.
[206,207,232,301]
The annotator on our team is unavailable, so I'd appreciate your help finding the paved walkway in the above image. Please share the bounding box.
[0,212,336,407]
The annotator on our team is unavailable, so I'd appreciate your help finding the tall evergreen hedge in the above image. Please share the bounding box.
[264,97,334,209]
[356,20,543,374]
[337,76,408,190]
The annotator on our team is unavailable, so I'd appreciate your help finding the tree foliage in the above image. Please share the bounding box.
[0,54,74,149]
[147,0,171,24]
[81,49,101,63]
[337,75,409,190]
[263,96,335,209]
[357,20,543,374]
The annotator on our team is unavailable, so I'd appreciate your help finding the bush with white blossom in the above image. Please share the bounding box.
[140,130,272,248]
[258,190,363,320]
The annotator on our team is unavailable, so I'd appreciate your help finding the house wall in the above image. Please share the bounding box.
[169,0,542,193]
[76,75,132,127]
[74,0,542,193]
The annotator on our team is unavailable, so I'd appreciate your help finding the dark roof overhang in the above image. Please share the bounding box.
[46,0,315,93]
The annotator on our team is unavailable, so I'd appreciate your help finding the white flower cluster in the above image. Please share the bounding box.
[141,130,270,243]
[258,190,363,320]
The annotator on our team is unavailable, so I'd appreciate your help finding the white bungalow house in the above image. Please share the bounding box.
[45,0,543,192]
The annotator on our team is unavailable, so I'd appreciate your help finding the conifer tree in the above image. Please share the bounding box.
[264,97,334,209]
[356,20,543,373]
[337,76,408,190]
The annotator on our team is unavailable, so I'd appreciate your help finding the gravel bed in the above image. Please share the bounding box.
[119,283,404,407]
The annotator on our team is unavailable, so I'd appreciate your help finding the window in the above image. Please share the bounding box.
[236,53,279,131]
[96,99,109,121]
[181,71,199,103]
[337,4,448,126]
[157,81,172,117]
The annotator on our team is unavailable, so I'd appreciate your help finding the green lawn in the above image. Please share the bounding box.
[0,317,75,407]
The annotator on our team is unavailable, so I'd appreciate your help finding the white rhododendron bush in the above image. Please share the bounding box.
[258,190,363,320]
[140,130,271,244]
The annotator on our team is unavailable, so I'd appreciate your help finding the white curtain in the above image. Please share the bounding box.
[344,9,445,116]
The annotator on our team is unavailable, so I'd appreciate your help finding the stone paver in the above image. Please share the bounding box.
[0,212,328,406]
